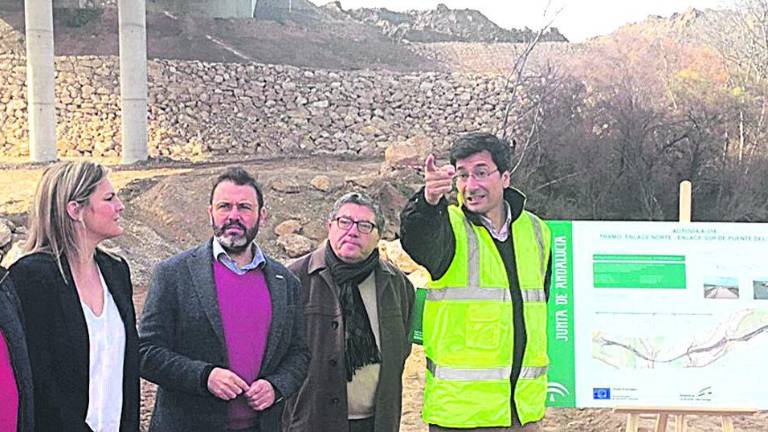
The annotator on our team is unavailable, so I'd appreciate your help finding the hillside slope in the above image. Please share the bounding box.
[325,2,568,43]
[0,2,440,71]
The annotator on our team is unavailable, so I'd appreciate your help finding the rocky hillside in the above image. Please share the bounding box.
[322,2,568,43]
[594,7,732,43]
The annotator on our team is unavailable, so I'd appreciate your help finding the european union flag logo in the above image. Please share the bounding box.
[593,388,611,400]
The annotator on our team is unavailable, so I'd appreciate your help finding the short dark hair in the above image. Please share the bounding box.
[328,192,385,233]
[209,167,264,209]
[449,132,512,173]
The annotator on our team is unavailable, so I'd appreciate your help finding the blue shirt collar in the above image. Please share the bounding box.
[478,201,512,242]
[212,237,266,275]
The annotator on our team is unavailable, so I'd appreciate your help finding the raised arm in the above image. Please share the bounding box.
[399,154,458,280]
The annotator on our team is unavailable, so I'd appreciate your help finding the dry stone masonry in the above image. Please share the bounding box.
[1,54,513,160]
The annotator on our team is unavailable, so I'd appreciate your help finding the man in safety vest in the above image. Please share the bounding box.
[400,132,552,431]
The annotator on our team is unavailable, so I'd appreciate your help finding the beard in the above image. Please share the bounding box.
[212,219,260,254]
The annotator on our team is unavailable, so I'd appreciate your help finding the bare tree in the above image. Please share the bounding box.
[713,0,768,83]
[706,0,768,163]
[496,1,562,175]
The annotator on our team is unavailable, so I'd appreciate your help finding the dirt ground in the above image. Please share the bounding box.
[1,157,766,431]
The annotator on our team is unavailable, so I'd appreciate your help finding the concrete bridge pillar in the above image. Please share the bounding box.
[25,0,58,162]
[118,0,149,164]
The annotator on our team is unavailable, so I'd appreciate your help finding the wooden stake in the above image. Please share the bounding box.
[679,181,692,223]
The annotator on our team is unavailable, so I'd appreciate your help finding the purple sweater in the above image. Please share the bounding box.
[214,260,272,430]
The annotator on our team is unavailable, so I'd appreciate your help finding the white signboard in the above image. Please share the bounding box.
[546,221,768,409]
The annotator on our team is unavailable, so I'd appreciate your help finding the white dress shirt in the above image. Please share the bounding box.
[80,268,125,432]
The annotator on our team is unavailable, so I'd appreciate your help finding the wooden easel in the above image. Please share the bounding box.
[615,182,758,432]
[614,406,757,432]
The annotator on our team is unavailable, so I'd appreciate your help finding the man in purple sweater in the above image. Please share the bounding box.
[139,167,310,432]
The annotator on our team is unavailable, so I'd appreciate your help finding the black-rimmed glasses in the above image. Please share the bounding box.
[333,216,377,234]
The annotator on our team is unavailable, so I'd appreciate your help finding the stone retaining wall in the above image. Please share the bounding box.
[0,17,24,57]
[1,54,514,160]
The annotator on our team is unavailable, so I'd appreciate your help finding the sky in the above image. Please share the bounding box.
[329,0,736,42]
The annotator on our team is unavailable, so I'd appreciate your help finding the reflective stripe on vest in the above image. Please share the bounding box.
[427,287,509,301]
[427,357,548,381]
[519,365,548,379]
[521,289,547,303]
[427,357,512,380]
[463,217,480,288]
[427,287,545,303]
[529,212,547,278]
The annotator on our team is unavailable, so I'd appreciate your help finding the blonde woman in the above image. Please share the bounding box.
[9,161,139,432]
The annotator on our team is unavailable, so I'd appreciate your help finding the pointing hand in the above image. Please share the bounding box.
[423,154,455,205]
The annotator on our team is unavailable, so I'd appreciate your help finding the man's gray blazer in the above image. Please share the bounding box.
[139,240,310,432]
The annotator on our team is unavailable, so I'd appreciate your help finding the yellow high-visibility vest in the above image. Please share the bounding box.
[422,204,551,427]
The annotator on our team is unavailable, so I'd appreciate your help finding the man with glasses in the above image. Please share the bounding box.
[400,132,552,431]
[283,192,415,432]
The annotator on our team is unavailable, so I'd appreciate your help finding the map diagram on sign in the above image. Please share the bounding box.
[592,309,768,369]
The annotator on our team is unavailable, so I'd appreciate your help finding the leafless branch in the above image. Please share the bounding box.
[510,105,541,174]
[497,1,563,140]
[530,170,587,193]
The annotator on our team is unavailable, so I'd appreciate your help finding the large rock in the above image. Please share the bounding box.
[406,267,430,288]
[310,175,332,192]
[345,173,379,189]
[378,238,422,274]
[270,178,302,194]
[371,182,408,240]
[277,234,315,258]
[302,220,328,241]
[382,135,433,172]
[274,219,302,236]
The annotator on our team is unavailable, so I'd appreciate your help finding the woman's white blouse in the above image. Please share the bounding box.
[80,268,125,432]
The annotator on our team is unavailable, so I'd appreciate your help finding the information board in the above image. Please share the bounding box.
[546,221,768,409]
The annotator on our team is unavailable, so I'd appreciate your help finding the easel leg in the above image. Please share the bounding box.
[721,416,734,432]
[675,414,687,432]
[655,413,669,432]
[625,413,639,432]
